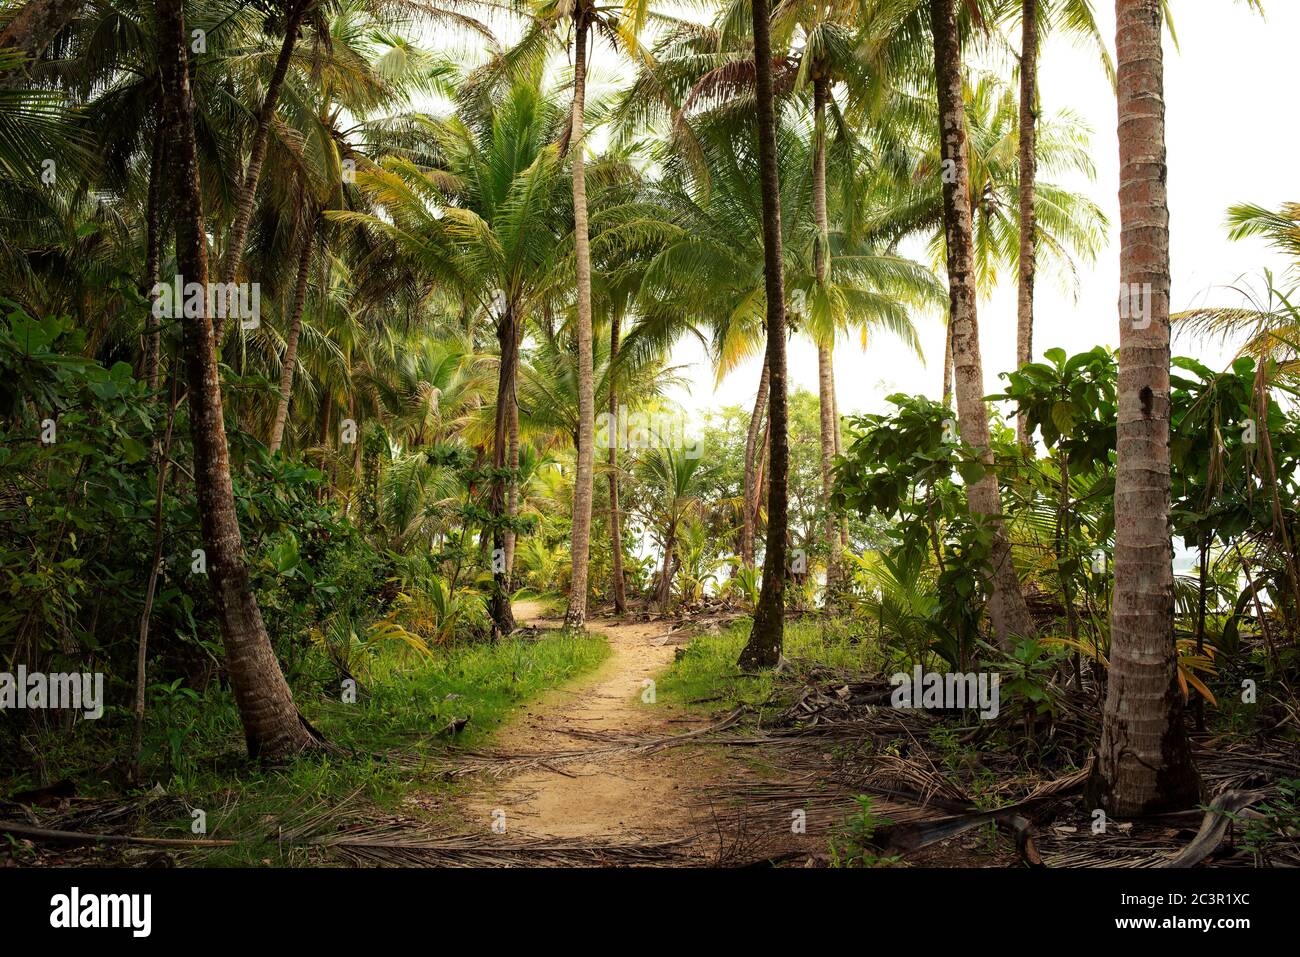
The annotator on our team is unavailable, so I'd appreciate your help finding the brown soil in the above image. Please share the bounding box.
[462,601,735,844]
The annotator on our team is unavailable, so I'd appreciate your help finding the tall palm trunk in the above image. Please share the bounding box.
[1015,0,1039,447]
[1088,0,1200,816]
[214,0,310,344]
[737,0,789,670]
[142,122,166,394]
[741,356,769,567]
[929,0,1036,647]
[504,383,520,583]
[268,225,314,454]
[811,74,841,596]
[608,312,627,613]
[564,7,596,630]
[655,520,677,614]
[817,342,840,589]
[489,310,519,638]
[832,377,847,548]
[156,0,315,760]
[942,317,954,406]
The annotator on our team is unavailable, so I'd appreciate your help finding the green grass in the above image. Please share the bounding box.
[3,631,608,867]
[658,617,885,716]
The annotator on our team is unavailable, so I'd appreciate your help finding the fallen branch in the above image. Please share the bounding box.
[1160,789,1267,868]
[0,821,238,848]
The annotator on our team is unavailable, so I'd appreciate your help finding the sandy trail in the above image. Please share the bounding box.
[464,602,718,842]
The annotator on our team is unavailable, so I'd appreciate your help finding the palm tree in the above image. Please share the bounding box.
[155,0,316,759]
[1174,202,1300,380]
[629,116,938,592]
[563,0,597,630]
[1001,0,1110,445]
[734,0,790,670]
[927,0,1036,647]
[635,447,712,613]
[1087,0,1200,816]
[335,73,571,637]
[214,0,317,343]
[500,0,679,628]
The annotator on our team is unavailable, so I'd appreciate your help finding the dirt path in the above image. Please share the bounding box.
[463,602,722,844]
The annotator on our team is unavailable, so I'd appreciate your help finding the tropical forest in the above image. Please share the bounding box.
[0,0,1298,911]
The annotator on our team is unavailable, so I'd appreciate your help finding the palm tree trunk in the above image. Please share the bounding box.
[929,0,1036,648]
[608,312,627,614]
[656,522,676,614]
[1088,0,1200,816]
[741,356,769,567]
[268,226,313,454]
[0,0,83,63]
[143,123,166,394]
[832,374,847,549]
[504,381,520,585]
[942,317,954,406]
[737,0,788,670]
[564,7,596,631]
[817,341,841,592]
[1016,0,1039,448]
[214,0,310,344]
[157,0,316,760]
[489,310,519,638]
[811,74,841,597]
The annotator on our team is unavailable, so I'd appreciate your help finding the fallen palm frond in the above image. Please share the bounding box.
[314,822,701,867]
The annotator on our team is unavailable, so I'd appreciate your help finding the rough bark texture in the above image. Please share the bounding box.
[268,226,313,454]
[157,0,316,760]
[0,0,83,63]
[655,521,676,614]
[142,123,166,394]
[811,75,841,596]
[489,310,519,638]
[564,8,596,631]
[608,312,627,614]
[214,0,308,344]
[941,317,954,407]
[1015,0,1039,447]
[741,357,769,568]
[737,0,788,670]
[817,341,841,591]
[929,0,1036,647]
[1087,0,1200,816]
[504,373,520,583]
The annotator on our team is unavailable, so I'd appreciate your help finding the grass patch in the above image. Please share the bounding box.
[658,617,883,716]
[3,631,608,867]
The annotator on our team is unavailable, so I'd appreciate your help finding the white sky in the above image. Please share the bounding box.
[663,3,1300,420]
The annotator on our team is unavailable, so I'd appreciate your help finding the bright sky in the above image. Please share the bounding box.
[666,3,1300,421]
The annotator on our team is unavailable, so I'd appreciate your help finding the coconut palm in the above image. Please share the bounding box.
[990,0,1111,444]
[1087,0,1200,816]
[629,117,941,583]
[156,0,317,758]
[634,446,714,613]
[926,0,1037,647]
[1174,203,1300,383]
[334,71,572,637]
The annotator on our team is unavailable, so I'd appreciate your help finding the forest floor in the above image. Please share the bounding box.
[448,600,844,864]
[461,600,730,843]
[8,601,1289,868]
[449,602,1011,866]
